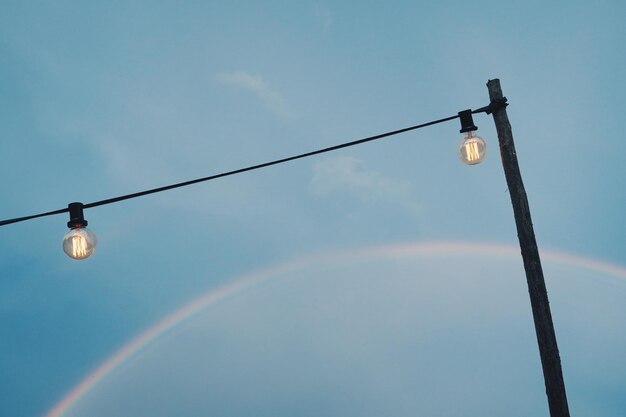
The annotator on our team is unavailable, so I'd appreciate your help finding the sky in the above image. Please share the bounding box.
[1,1,625,416]
[48,245,626,417]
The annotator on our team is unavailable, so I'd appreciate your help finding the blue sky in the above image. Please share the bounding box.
[57,246,626,417]
[1,1,625,416]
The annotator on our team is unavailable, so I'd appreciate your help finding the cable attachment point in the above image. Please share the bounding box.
[472,97,509,115]
[486,97,508,114]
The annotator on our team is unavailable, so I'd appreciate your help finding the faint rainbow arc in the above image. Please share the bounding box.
[42,241,626,417]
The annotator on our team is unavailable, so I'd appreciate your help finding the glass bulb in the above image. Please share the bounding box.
[458,132,487,165]
[62,227,97,260]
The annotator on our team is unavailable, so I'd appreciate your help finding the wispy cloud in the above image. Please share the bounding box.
[216,70,297,119]
[311,156,420,213]
[313,4,333,33]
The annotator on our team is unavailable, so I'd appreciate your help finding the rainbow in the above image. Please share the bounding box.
[42,241,626,417]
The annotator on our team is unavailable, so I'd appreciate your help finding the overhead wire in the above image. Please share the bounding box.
[0,113,461,227]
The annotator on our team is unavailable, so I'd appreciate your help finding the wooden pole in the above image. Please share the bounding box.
[486,79,570,417]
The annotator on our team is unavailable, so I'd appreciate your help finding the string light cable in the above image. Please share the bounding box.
[0,99,507,258]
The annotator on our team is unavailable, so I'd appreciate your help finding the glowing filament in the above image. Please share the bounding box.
[71,235,89,258]
[464,140,480,162]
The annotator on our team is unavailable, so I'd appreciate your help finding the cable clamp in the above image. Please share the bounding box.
[486,97,508,114]
[472,97,509,115]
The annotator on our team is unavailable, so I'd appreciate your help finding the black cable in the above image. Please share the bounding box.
[0,113,459,227]
[0,208,69,227]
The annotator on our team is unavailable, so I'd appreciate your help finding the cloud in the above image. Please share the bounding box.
[216,70,297,119]
[95,137,168,188]
[311,156,420,212]
[313,4,333,33]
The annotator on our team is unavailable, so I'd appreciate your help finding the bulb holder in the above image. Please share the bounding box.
[67,202,88,229]
[458,109,478,134]
[63,202,97,259]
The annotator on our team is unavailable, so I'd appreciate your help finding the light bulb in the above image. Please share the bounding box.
[63,202,96,260]
[458,131,487,165]
[63,227,97,259]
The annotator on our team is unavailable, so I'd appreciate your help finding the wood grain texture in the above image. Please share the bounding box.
[487,79,570,417]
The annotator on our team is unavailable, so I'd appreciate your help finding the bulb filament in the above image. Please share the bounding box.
[465,140,481,162]
[71,235,89,258]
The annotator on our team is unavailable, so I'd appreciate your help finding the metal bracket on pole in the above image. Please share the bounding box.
[472,97,509,115]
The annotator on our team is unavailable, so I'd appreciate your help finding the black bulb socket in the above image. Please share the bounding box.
[458,109,478,134]
[67,202,88,229]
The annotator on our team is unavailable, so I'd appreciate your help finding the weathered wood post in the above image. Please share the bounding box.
[487,78,570,417]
